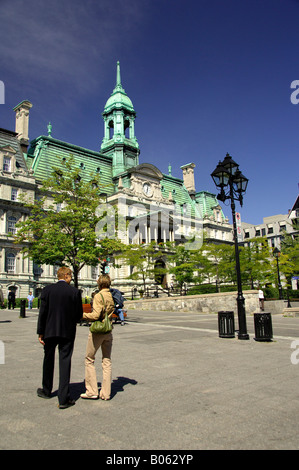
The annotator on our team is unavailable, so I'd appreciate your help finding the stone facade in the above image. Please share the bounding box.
[0,127,37,299]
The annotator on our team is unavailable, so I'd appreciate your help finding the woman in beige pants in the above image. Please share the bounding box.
[80,275,115,400]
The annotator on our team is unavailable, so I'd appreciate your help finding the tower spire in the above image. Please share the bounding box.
[116,61,122,90]
[101,62,140,176]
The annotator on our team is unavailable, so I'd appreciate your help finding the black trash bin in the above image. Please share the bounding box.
[218,311,235,338]
[20,299,26,318]
[254,312,273,342]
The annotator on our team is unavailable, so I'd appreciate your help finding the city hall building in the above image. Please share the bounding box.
[0,63,232,299]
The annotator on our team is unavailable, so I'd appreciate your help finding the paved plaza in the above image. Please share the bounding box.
[0,306,299,452]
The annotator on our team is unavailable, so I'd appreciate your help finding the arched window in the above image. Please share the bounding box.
[124,119,130,138]
[109,120,114,139]
[5,253,15,274]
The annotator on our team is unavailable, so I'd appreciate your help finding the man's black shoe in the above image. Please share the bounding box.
[58,399,75,409]
[37,388,51,399]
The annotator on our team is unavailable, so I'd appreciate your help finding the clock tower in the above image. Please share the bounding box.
[101,61,140,177]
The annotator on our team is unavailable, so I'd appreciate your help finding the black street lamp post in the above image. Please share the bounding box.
[273,247,283,300]
[211,153,249,340]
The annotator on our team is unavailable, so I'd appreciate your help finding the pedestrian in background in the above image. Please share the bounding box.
[259,288,264,311]
[110,287,126,325]
[37,266,83,409]
[8,290,15,309]
[27,291,34,309]
[0,288,4,308]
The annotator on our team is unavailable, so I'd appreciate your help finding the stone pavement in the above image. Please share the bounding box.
[0,307,299,452]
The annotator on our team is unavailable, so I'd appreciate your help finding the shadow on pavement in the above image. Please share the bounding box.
[51,376,138,401]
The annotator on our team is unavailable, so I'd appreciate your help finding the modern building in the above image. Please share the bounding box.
[241,213,296,249]
[0,63,233,299]
[241,202,299,290]
[241,189,298,252]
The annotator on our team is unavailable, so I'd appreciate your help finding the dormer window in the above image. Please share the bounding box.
[1,145,17,173]
[3,157,11,172]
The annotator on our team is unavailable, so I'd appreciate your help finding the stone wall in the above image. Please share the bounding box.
[264,300,288,314]
[125,290,260,314]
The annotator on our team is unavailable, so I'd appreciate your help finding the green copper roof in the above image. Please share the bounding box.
[12,99,32,111]
[160,174,224,220]
[26,136,114,195]
[195,191,226,220]
[161,174,192,206]
[103,62,135,115]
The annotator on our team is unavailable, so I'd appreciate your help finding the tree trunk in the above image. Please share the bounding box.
[73,266,79,289]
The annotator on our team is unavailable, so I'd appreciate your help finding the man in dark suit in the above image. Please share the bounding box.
[37,266,83,409]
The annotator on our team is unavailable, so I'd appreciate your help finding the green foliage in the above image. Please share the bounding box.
[279,228,299,287]
[187,284,252,295]
[193,242,236,291]
[167,234,293,292]
[116,241,166,290]
[239,237,272,287]
[187,284,218,295]
[167,244,196,287]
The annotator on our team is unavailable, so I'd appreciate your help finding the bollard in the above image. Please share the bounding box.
[218,311,235,338]
[20,299,26,318]
[254,312,273,342]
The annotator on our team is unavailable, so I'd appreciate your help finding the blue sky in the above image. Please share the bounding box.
[0,0,298,225]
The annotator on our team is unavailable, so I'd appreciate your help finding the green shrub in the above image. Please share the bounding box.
[188,284,217,295]
[264,286,279,299]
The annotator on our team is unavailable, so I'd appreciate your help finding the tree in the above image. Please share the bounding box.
[239,237,272,288]
[167,244,197,288]
[194,242,236,291]
[14,156,123,288]
[117,241,166,292]
[278,227,299,288]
